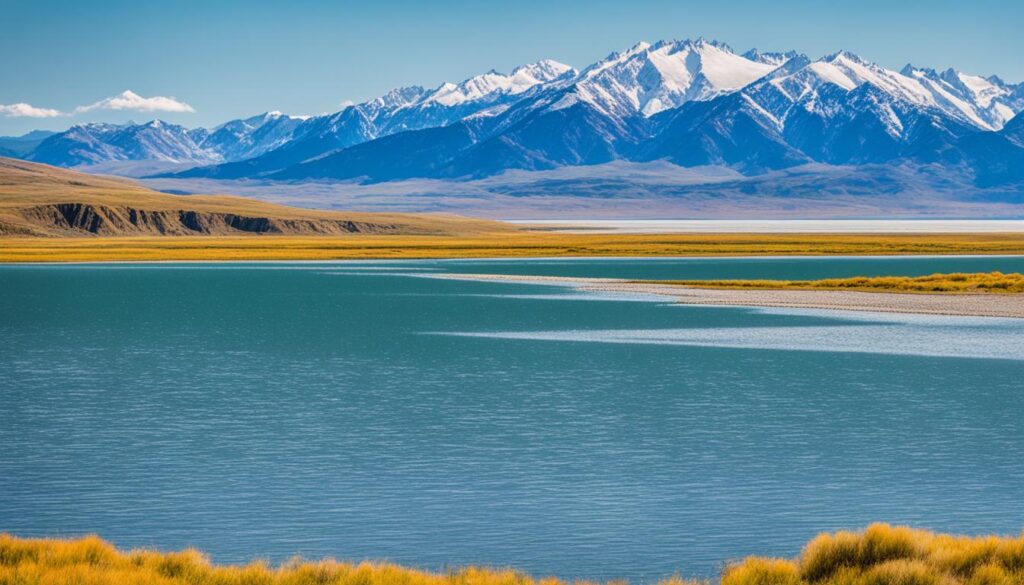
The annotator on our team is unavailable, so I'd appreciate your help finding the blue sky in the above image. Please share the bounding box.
[2,0,1021,135]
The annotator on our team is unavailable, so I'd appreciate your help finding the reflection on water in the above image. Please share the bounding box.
[436,307,1024,361]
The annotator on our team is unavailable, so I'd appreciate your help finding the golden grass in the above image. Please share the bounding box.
[4,525,1024,585]
[723,524,1024,585]
[0,533,697,585]
[643,272,1024,294]
[3,233,1024,263]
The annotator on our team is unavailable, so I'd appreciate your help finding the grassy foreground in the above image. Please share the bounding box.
[645,271,1024,294]
[4,525,1024,585]
[4,233,1024,262]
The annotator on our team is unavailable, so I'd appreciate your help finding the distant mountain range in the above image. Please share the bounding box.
[18,112,305,167]
[8,39,1024,197]
[0,130,57,158]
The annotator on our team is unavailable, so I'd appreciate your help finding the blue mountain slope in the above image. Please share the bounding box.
[27,121,215,167]
[200,112,304,162]
[780,84,975,165]
[1002,111,1024,147]
[270,122,482,182]
[270,94,644,182]
[953,131,1024,188]
[442,101,644,178]
[174,108,379,179]
[638,93,808,172]
[0,130,56,158]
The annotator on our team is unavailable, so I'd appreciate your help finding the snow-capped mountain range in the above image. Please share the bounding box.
[23,112,307,167]
[13,39,1024,191]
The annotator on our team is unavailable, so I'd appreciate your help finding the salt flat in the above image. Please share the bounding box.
[514,219,1024,234]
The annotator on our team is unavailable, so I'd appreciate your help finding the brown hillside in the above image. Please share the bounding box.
[0,157,507,237]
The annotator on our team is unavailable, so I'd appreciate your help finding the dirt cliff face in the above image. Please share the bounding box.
[5,202,401,236]
[0,157,505,238]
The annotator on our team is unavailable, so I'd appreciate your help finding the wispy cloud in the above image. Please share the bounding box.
[75,90,195,113]
[0,102,63,118]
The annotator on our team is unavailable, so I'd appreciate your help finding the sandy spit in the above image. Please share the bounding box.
[429,273,1024,318]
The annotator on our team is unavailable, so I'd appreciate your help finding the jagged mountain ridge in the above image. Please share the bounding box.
[162,59,577,179]
[27,121,218,166]
[24,114,308,167]
[261,43,1024,187]
[12,39,1024,191]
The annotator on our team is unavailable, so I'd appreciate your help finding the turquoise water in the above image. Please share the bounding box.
[2,257,1024,581]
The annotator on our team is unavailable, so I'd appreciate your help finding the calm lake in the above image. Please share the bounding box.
[2,256,1024,581]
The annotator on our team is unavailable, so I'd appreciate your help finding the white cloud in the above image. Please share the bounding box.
[75,90,195,114]
[0,102,63,118]
[339,100,355,109]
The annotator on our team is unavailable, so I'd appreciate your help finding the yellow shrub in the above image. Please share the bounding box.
[859,525,926,567]
[993,539,1024,573]
[967,563,1010,585]
[801,531,864,581]
[858,560,941,585]
[723,558,801,585]
[926,535,999,577]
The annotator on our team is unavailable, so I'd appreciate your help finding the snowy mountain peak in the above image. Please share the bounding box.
[901,64,937,78]
[822,50,871,65]
[894,64,1023,129]
[188,111,306,162]
[692,37,734,52]
[364,86,431,114]
[744,49,1024,135]
[146,119,163,128]
[743,49,800,67]
[511,59,575,81]
[570,38,779,117]
[581,41,655,79]
[423,59,576,107]
[27,118,217,166]
[776,51,934,102]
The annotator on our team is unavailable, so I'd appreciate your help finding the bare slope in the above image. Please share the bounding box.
[0,158,504,237]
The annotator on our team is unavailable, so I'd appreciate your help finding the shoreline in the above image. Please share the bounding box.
[4,232,1024,263]
[429,273,1024,318]
[5,251,1024,266]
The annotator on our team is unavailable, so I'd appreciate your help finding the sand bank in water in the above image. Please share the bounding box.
[431,273,1024,318]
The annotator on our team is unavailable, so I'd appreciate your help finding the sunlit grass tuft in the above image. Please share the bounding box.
[723,524,1024,585]
[722,558,800,585]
